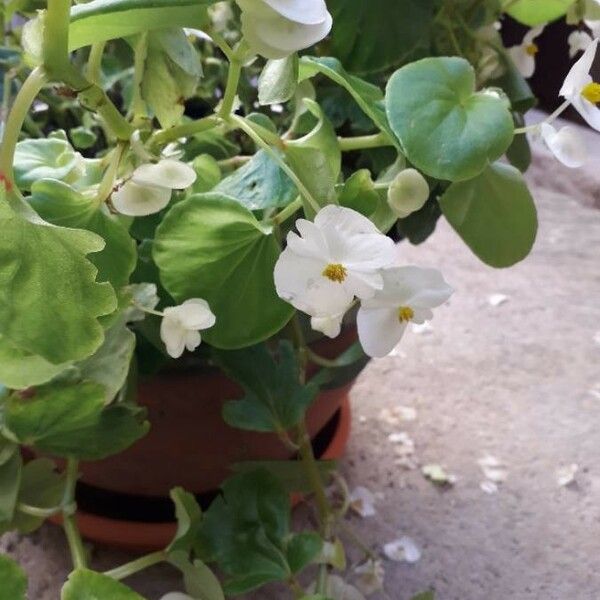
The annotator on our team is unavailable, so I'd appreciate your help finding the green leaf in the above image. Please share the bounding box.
[0,335,70,389]
[0,554,27,600]
[61,569,145,600]
[68,0,215,49]
[439,162,537,268]
[286,99,340,213]
[214,150,297,210]
[200,470,292,595]
[70,126,98,150]
[72,319,136,403]
[0,197,116,365]
[505,115,532,172]
[140,29,201,128]
[0,451,21,522]
[169,552,225,600]
[215,341,318,433]
[153,193,293,349]
[168,487,202,553]
[14,137,80,191]
[504,0,576,25]
[338,170,379,217]
[299,56,393,139]
[29,179,136,289]
[231,460,335,493]
[191,154,222,194]
[3,381,149,460]
[327,0,437,74]
[386,57,514,181]
[397,196,442,245]
[258,54,299,106]
[4,459,65,535]
[286,532,323,574]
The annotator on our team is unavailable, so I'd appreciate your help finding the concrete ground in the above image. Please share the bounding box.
[2,115,600,599]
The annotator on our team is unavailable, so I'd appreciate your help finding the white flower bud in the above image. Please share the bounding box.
[387,168,430,219]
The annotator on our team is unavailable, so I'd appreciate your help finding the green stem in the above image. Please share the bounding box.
[305,348,342,369]
[230,114,321,214]
[337,132,393,152]
[93,142,127,208]
[104,550,167,581]
[271,197,303,225]
[87,41,107,85]
[149,115,220,149]
[17,503,62,518]
[130,33,148,123]
[62,458,87,570]
[207,30,234,62]
[0,67,48,184]
[219,55,242,118]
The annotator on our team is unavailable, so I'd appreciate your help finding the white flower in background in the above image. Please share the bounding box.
[387,168,430,219]
[237,0,332,59]
[274,205,396,332]
[112,159,197,216]
[568,30,594,57]
[507,26,545,78]
[560,38,600,131]
[349,486,377,518]
[357,266,453,358]
[540,123,588,168]
[160,299,216,358]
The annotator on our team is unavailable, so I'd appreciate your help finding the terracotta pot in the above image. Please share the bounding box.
[49,328,362,551]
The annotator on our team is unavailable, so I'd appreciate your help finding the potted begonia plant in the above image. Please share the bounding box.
[0,0,599,598]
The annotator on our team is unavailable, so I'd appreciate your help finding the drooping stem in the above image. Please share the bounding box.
[62,458,87,570]
[87,41,107,85]
[93,142,127,208]
[337,131,394,152]
[219,54,242,118]
[271,197,303,225]
[0,67,48,183]
[149,115,220,149]
[230,114,321,214]
[104,550,167,581]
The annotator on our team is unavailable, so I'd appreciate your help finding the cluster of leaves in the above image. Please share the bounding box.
[0,0,581,597]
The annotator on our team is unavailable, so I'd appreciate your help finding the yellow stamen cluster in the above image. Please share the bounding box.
[322,263,347,283]
[398,306,415,323]
[525,43,539,57]
[582,82,600,105]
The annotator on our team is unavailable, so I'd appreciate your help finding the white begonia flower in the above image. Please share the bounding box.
[568,30,594,58]
[540,123,588,168]
[357,266,453,358]
[236,0,332,59]
[112,159,197,217]
[160,299,216,359]
[387,168,430,219]
[507,26,545,78]
[560,38,600,131]
[274,206,397,331]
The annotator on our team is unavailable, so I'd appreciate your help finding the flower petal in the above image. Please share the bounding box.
[357,306,407,358]
[175,298,217,330]
[568,30,594,58]
[238,0,330,25]
[112,180,172,216]
[560,37,598,97]
[160,316,187,359]
[507,46,535,78]
[132,159,197,190]
[541,123,588,168]
[570,90,600,132]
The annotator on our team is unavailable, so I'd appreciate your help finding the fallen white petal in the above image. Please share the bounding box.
[478,455,508,483]
[480,480,498,494]
[422,464,457,486]
[488,293,509,307]
[412,322,434,335]
[556,463,579,487]
[383,536,421,563]
[349,486,377,518]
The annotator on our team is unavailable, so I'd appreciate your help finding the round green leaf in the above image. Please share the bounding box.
[0,555,27,600]
[439,162,537,268]
[153,193,293,349]
[386,57,514,182]
[62,569,145,600]
[505,0,576,25]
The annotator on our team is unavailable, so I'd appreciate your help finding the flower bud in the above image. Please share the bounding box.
[387,168,430,219]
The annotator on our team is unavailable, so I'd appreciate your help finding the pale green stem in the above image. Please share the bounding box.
[104,550,167,580]
[17,503,62,518]
[229,114,321,214]
[62,458,87,570]
[0,67,48,184]
[514,100,571,134]
[93,142,127,208]
[338,131,393,152]
[219,54,242,118]
[87,41,107,85]
[149,115,220,149]
[271,197,303,225]
[130,33,148,123]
